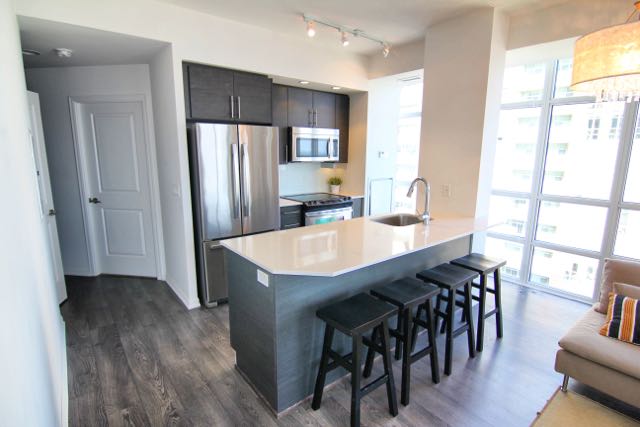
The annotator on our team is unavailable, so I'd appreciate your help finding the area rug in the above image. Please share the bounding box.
[531,388,639,426]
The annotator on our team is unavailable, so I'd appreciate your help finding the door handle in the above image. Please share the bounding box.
[240,144,250,215]
[230,143,241,218]
[230,95,235,119]
[88,197,101,204]
[48,209,56,216]
[237,96,241,119]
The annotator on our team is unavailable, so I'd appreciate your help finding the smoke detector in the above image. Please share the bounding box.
[53,48,73,58]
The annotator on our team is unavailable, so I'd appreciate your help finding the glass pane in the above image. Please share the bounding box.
[492,108,541,192]
[536,201,607,252]
[485,237,523,279]
[623,116,640,203]
[542,102,625,199]
[530,248,598,297]
[488,195,529,237]
[501,63,546,103]
[393,116,421,213]
[553,59,584,98]
[614,209,640,259]
[399,81,423,116]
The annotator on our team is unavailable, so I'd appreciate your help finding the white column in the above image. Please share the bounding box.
[418,8,508,219]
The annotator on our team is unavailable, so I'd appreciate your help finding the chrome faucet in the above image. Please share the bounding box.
[407,177,431,224]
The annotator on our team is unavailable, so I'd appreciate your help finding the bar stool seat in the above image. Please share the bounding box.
[417,263,479,375]
[451,253,506,352]
[363,278,441,405]
[312,293,398,427]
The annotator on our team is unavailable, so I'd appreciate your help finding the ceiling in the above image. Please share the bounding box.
[19,17,168,68]
[157,0,572,54]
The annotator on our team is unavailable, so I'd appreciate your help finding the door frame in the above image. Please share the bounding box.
[68,94,166,279]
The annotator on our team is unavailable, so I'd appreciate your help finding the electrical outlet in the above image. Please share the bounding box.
[441,184,452,198]
[257,269,269,287]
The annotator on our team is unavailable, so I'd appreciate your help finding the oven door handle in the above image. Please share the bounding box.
[304,207,353,217]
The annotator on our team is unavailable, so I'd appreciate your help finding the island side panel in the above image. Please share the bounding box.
[226,250,278,410]
[273,235,471,413]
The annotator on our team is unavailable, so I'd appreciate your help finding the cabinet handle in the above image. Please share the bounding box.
[237,96,241,119]
[230,95,235,119]
[314,109,318,127]
[308,110,312,127]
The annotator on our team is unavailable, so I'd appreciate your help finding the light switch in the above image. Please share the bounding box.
[441,184,452,198]
[257,269,269,287]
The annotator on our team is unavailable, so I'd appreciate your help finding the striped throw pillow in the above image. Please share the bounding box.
[599,293,640,346]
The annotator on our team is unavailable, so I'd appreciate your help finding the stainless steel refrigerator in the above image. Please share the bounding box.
[188,123,279,307]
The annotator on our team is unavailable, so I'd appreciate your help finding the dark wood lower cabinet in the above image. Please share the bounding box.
[352,198,363,218]
[280,205,303,229]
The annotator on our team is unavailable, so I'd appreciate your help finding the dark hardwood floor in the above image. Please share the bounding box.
[61,275,640,426]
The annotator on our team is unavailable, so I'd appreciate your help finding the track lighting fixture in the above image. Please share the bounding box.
[302,13,390,58]
[306,20,316,37]
[341,31,349,47]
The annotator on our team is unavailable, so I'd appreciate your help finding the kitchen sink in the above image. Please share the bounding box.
[370,214,431,226]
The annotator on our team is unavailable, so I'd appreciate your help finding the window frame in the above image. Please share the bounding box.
[490,59,640,302]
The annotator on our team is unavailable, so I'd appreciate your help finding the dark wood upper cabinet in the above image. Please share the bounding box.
[313,91,335,129]
[233,71,272,124]
[287,87,313,127]
[187,64,234,121]
[272,84,289,165]
[184,62,272,124]
[335,94,350,163]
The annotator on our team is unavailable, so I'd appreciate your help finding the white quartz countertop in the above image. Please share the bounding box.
[221,216,492,277]
[279,198,303,208]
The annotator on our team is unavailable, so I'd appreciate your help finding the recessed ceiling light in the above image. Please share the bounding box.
[22,49,41,56]
[332,86,341,90]
[299,81,309,85]
[53,48,73,58]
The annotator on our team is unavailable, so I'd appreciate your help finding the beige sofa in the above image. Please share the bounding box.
[554,258,640,409]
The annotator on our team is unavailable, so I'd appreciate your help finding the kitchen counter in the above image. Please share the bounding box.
[224,215,492,414]
[222,216,490,277]
[278,197,302,208]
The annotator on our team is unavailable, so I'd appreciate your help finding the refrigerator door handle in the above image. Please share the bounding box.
[240,144,251,216]
[230,143,241,218]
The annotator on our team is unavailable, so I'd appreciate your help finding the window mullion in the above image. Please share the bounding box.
[521,59,556,285]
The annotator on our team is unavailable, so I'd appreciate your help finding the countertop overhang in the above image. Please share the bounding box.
[221,216,492,277]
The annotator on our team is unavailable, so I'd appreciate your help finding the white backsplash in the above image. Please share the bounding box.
[279,163,343,196]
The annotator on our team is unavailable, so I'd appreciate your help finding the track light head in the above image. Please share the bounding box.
[306,20,316,37]
[382,44,390,58]
[341,31,349,47]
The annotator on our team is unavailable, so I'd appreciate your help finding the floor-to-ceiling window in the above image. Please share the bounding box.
[393,77,422,213]
[488,58,640,301]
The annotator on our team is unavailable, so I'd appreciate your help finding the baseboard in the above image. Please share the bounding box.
[164,275,200,310]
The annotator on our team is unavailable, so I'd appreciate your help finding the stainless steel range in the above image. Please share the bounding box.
[282,193,353,226]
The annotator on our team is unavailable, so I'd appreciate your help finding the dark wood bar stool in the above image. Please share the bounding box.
[450,253,506,352]
[416,264,479,376]
[312,293,398,427]
[362,278,441,406]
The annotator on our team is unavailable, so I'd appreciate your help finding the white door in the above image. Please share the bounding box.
[27,91,67,304]
[70,98,157,277]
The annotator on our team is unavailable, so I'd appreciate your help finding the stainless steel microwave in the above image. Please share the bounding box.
[289,127,339,162]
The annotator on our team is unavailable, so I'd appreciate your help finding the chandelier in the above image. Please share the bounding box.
[570,2,640,102]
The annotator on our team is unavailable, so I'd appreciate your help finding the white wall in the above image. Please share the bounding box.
[25,64,160,276]
[419,8,507,219]
[0,0,67,425]
[507,0,630,50]
[367,39,425,79]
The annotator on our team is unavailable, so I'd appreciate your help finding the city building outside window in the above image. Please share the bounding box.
[487,58,640,301]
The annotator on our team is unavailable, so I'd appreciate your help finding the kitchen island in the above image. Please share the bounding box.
[221,216,491,415]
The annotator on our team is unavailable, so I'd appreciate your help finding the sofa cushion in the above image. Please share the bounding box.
[596,259,640,314]
[600,293,640,345]
[558,307,640,380]
[614,282,640,300]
